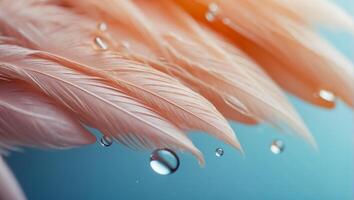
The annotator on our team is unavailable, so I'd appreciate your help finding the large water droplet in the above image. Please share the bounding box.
[98,22,108,32]
[215,148,224,157]
[150,149,180,175]
[318,90,336,102]
[94,36,108,50]
[205,3,219,22]
[100,135,113,147]
[270,140,284,154]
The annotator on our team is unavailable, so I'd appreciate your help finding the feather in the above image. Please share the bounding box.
[174,0,354,108]
[54,0,317,145]
[127,0,317,146]
[0,44,204,164]
[52,0,262,124]
[52,0,259,125]
[270,0,354,33]
[0,157,26,200]
[0,0,242,151]
[0,81,96,149]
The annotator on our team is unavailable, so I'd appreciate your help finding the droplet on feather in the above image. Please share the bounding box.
[98,22,108,32]
[318,90,336,102]
[205,3,219,22]
[100,136,113,147]
[208,3,219,13]
[150,149,179,175]
[270,140,285,154]
[94,37,108,50]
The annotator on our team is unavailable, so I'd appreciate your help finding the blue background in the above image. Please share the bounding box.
[5,1,353,199]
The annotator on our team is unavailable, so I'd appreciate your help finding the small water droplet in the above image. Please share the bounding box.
[270,140,284,154]
[318,90,336,102]
[98,22,108,32]
[135,179,139,184]
[215,148,224,157]
[205,3,218,22]
[150,149,179,175]
[208,3,219,13]
[100,135,113,147]
[94,36,108,50]
[205,13,215,22]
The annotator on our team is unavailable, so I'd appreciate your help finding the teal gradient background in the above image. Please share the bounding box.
[5,1,353,199]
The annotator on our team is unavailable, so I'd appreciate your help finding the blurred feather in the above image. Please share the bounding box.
[175,0,354,108]
[270,0,354,33]
[0,157,26,200]
[0,81,96,149]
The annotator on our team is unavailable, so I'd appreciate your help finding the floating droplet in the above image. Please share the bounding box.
[270,140,284,154]
[100,135,113,147]
[150,149,179,175]
[215,148,224,157]
[94,36,108,50]
[318,90,336,102]
[98,22,108,32]
[205,3,218,22]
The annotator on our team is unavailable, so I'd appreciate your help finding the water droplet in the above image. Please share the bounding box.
[215,148,224,157]
[135,179,139,184]
[100,135,113,147]
[150,149,179,175]
[270,140,284,154]
[205,3,218,22]
[318,90,336,102]
[205,13,215,22]
[208,3,219,13]
[98,22,108,32]
[94,36,108,50]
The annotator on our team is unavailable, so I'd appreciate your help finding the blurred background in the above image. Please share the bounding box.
[5,1,353,199]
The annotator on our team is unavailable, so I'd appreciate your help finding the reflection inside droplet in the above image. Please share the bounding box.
[215,148,224,157]
[318,90,336,102]
[270,140,284,154]
[150,149,180,175]
[100,135,113,147]
[94,37,108,50]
